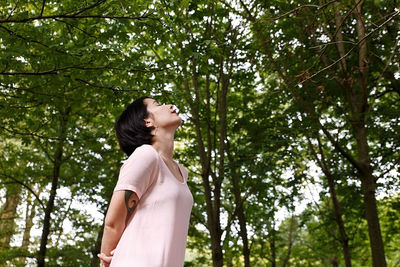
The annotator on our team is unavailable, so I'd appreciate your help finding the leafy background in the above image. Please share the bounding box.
[0,0,399,266]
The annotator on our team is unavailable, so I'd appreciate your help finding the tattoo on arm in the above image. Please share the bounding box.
[124,190,137,223]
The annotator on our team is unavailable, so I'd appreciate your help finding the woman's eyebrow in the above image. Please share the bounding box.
[153,100,158,105]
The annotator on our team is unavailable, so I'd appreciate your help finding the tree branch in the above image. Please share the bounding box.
[297,9,400,86]
[75,78,142,93]
[54,18,97,39]
[0,64,168,76]
[69,0,107,16]
[0,13,158,24]
[0,25,83,57]
[0,125,78,142]
[239,0,364,174]
[40,0,46,17]
[0,174,45,210]
[270,0,338,21]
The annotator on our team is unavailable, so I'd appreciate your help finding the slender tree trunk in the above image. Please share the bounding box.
[307,135,353,267]
[17,192,36,266]
[54,195,74,248]
[187,88,223,267]
[281,216,296,267]
[179,58,224,267]
[0,184,22,248]
[331,255,339,267]
[269,232,276,267]
[37,106,70,267]
[176,12,236,266]
[22,193,36,248]
[215,71,229,266]
[326,172,352,267]
[231,173,250,266]
[188,86,223,267]
[227,141,250,267]
[90,225,104,267]
[91,190,114,267]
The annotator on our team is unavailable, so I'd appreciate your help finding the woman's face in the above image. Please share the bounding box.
[143,98,181,130]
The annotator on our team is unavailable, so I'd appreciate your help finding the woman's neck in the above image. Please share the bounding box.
[152,131,175,159]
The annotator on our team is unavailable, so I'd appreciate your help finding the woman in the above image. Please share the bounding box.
[98,97,193,267]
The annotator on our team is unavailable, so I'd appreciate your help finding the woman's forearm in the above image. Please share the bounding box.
[100,191,130,255]
[100,190,138,258]
[100,224,124,255]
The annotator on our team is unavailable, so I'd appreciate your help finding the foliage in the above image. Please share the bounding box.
[0,0,399,266]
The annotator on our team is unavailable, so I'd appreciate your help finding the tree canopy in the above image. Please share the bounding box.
[1,1,399,266]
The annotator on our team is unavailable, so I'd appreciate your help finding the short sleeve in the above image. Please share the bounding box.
[114,145,159,199]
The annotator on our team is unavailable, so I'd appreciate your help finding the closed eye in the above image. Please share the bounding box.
[153,100,162,106]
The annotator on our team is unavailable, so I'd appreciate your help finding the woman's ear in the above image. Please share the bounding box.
[144,119,154,128]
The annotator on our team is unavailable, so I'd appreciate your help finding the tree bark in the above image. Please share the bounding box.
[17,190,37,266]
[22,192,36,249]
[326,171,352,267]
[269,232,276,267]
[176,9,236,266]
[90,189,114,267]
[182,71,223,267]
[37,106,71,267]
[352,122,386,267]
[281,216,296,267]
[90,224,104,267]
[347,2,386,266]
[0,184,22,248]
[307,135,352,267]
[227,141,250,267]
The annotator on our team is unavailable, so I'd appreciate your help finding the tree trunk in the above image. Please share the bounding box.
[90,224,104,267]
[269,232,276,267]
[188,86,223,267]
[188,89,223,267]
[350,2,386,265]
[231,174,250,266]
[90,190,114,267]
[281,216,296,267]
[0,184,22,248]
[352,122,386,267]
[37,106,70,267]
[326,172,352,267]
[179,57,224,267]
[227,141,250,267]
[307,135,352,267]
[22,192,36,249]
[331,255,339,267]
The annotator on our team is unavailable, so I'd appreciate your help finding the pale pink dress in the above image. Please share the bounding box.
[110,144,193,267]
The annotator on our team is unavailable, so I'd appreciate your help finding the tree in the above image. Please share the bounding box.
[230,0,400,265]
[1,1,399,266]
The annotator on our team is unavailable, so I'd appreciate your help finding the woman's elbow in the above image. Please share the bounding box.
[104,217,125,233]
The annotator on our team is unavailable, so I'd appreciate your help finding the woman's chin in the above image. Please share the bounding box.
[175,115,182,126]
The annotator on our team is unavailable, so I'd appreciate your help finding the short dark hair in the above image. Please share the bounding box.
[115,96,153,156]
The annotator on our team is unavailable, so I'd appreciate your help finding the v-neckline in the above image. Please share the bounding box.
[148,145,186,184]
[160,156,185,184]
[152,154,184,185]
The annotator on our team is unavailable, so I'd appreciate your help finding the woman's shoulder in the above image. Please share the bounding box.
[134,144,157,154]
[127,144,159,162]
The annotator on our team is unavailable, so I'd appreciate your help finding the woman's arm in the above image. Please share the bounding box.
[99,190,139,266]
